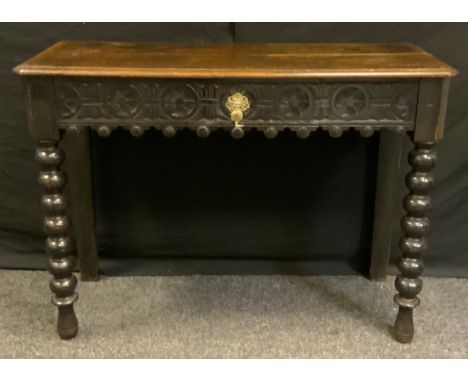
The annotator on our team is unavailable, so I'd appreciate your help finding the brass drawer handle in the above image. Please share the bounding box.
[225,92,250,125]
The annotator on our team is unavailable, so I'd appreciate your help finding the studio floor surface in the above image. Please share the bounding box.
[0,270,467,358]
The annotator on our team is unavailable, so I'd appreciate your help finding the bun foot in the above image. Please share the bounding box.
[393,306,414,344]
[57,305,79,340]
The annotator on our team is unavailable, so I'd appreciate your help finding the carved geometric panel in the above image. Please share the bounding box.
[331,85,370,120]
[105,84,142,119]
[55,78,419,129]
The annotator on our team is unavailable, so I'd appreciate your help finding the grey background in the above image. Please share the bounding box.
[0,23,466,277]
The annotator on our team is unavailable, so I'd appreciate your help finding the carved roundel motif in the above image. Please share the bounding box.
[161,84,199,119]
[331,85,370,120]
[58,84,81,119]
[276,85,314,119]
[392,91,412,120]
[105,84,142,118]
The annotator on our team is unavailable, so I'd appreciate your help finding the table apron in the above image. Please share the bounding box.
[53,78,419,133]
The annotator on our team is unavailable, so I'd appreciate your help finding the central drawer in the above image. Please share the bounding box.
[54,78,419,138]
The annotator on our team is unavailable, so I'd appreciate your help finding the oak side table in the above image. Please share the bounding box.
[14,41,456,343]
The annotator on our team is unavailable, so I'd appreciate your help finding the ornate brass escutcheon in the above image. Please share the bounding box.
[225,92,250,125]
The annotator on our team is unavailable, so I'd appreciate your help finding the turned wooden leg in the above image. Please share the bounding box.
[393,141,437,343]
[36,140,79,339]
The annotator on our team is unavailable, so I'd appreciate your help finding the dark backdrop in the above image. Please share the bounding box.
[0,23,467,277]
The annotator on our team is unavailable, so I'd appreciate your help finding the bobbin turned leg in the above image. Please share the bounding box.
[393,142,437,343]
[36,140,79,339]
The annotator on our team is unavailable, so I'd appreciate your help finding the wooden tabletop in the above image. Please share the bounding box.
[13,40,457,79]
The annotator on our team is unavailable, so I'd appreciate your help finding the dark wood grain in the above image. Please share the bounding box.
[414,78,451,142]
[23,77,59,141]
[14,41,457,78]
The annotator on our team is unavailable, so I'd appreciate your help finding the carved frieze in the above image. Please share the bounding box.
[55,78,418,130]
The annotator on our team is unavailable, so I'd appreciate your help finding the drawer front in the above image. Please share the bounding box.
[54,78,419,135]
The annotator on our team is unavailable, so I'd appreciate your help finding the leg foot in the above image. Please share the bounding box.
[393,306,414,343]
[57,305,79,340]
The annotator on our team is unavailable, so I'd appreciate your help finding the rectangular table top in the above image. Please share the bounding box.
[14,40,457,79]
